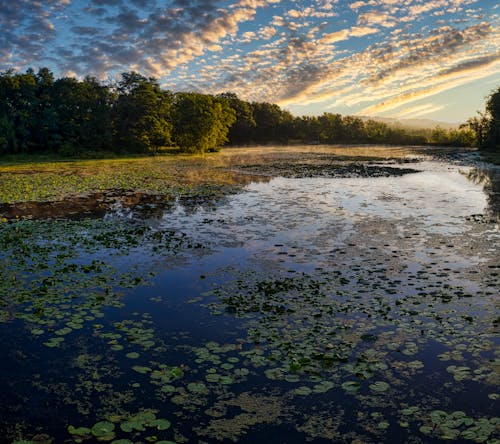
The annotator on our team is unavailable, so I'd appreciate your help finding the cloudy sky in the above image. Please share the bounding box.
[1,0,499,122]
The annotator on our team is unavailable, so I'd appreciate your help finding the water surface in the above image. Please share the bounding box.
[1,146,498,444]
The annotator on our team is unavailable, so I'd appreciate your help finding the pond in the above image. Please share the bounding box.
[0,146,498,444]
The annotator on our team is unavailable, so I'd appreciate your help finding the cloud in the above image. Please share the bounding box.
[0,1,62,66]
[320,29,350,44]
[49,0,281,77]
[1,0,497,124]
[360,57,500,114]
[393,103,446,118]
[320,25,378,44]
[349,26,379,37]
[270,19,498,113]
[358,10,396,28]
[350,1,367,11]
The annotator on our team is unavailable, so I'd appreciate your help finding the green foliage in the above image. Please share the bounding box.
[2,66,494,156]
[216,92,256,144]
[484,86,500,151]
[172,92,235,153]
[114,72,173,153]
[460,85,500,151]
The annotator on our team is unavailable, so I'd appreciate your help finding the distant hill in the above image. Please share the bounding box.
[358,116,460,130]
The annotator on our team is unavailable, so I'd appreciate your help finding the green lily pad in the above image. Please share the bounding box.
[120,420,145,432]
[126,352,140,359]
[150,418,171,430]
[370,381,389,393]
[161,384,176,393]
[187,382,208,394]
[341,381,361,393]
[132,365,151,374]
[312,381,335,393]
[68,425,91,435]
[430,410,448,424]
[133,411,156,423]
[293,386,312,396]
[218,375,234,385]
[91,421,115,437]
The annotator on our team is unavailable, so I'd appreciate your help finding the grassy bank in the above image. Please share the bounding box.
[0,153,244,205]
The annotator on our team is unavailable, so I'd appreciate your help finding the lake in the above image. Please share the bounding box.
[0,146,498,444]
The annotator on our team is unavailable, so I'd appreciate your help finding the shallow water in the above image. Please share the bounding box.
[0,146,499,444]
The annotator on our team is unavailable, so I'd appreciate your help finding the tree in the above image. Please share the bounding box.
[0,69,37,152]
[342,116,365,142]
[484,86,500,151]
[317,113,344,143]
[50,76,114,154]
[172,92,236,153]
[216,92,256,145]
[460,113,489,148]
[0,114,15,153]
[114,72,172,152]
[251,102,292,143]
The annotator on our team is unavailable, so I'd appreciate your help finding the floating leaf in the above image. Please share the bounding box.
[91,421,115,438]
[150,418,171,430]
[341,381,361,393]
[370,381,389,393]
[126,352,140,359]
[132,365,151,374]
[68,425,91,435]
[120,421,145,433]
[187,382,208,394]
[293,386,312,396]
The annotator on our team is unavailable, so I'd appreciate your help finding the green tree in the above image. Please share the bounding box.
[461,113,489,148]
[216,92,256,145]
[484,86,500,151]
[317,113,344,143]
[114,72,173,152]
[172,92,236,153]
[50,76,114,154]
[0,69,38,152]
[342,116,365,142]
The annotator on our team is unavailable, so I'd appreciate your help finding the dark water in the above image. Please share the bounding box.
[0,147,498,444]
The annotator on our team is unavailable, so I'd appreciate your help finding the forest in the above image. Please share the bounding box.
[0,67,498,155]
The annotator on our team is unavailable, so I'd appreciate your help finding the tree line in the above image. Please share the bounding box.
[0,67,498,155]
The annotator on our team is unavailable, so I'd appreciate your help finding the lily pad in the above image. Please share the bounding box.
[122,420,144,433]
[370,381,389,393]
[91,421,115,437]
[293,386,312,396]
[187,382,208,394]
[126,352,140,359]
[341,381,361,393]
[132,365,152,374]
[68,425,91,435]
[150,418,171,430]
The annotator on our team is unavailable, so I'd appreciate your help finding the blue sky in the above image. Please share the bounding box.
[1,0,499,122]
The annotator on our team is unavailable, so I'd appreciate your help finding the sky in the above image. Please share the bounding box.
[0,0,499,123]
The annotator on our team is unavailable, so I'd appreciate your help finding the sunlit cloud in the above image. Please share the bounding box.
[393,103,446,118]
[1,0,497,122]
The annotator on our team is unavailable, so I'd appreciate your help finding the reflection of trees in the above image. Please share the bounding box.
[466,167,500,221]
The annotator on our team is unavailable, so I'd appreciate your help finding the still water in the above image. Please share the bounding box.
[0,147,498,443]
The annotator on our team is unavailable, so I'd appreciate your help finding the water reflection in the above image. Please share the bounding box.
[465,166,500,222]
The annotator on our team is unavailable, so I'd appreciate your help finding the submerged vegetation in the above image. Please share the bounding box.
[2,68,496,157]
